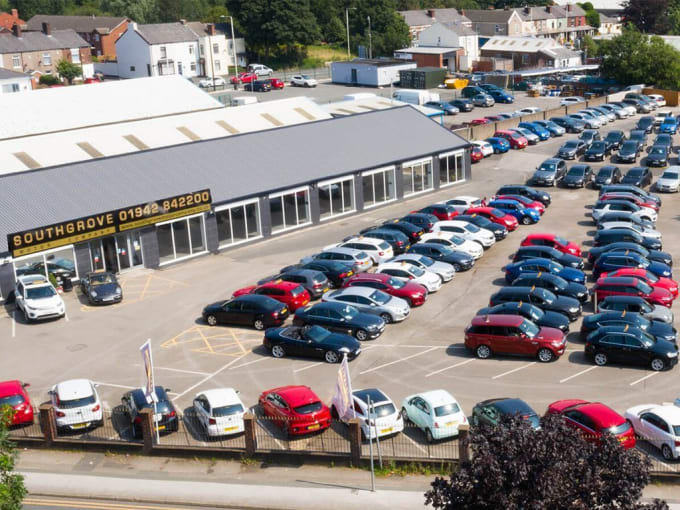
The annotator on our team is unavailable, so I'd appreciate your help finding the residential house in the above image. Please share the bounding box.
[0,67,32,93]
[398,8,471,40]
[480,36,581,70]
[394,22,479,71]
[0,24,93,79]
[462,9,524,37]
[0,9,24,32]
[598,14,622,35]
[26,15,128,59]
[186,22,245,76]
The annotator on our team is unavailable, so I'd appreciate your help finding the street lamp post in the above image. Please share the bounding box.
[208,30,216,92]
[345,8,356,58]
[367,15,372,59]
[220,15,239,84]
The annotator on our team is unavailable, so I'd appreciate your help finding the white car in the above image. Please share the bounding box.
[193,388,246,437]
[198,77,226,88]
[515,106,542,116]
[648,94,667,107]
[655,168,680,193]
[330,236,393,264]
[401,390,467,442]
[338,388,403,441]
[471,140,493,157]
[611,102,638,116]
[302,247,372,273]
[592,202,657,223]
[432,220,495,248]
[625,404,680,460]
[291,74,318,87]
[390,253,455,282]
[560,96,585,106]
[49,379,103,432]
[249,64,273,77]
[569,113,601,129]
[654,111,673,125]
[322,286,410,323]
[419,231,483,259]
[376,262,442,293]
[14,274,65,322]
[442,196,483,214]
[597,222,661,241]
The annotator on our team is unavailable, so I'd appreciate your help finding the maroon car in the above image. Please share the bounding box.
[343,273,428,307]
[418,203,459,221]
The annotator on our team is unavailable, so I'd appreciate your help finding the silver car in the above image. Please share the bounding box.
[301,247,372,273]
[321,286,410,323]
[390,254,455,282]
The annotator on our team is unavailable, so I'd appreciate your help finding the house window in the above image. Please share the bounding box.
[200,44,204,55]
[12,54,20,68]
[495,24,502,33]
[71,48,80,63]
[214,60,221,71]
[94,33,100,41]
[1,83,20,93]
[269,187,311,233]
[160,46,167,58]
[215,199,262,247]
[189,45,194,55]
[42,53,52,66]
[362,166,396,208]
[213,43,219,53]
[190,62,196,71]
[522,54,529,64]
[401,158,433,197]
[439,150,465,186]
[318,176,355,220]
[130,66,136,72]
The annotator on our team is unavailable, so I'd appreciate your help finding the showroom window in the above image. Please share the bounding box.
[401,157,433,197]
[13,246,78,282]
[156,213,207,265]
[269,187,311,233]
[439,150,465,186]
[318,176,355,220]
[362,166,396,208]
[215,199,262,247]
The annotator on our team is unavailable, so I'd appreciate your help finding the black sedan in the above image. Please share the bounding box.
[202,295,289,330]
[562,164,593,188]
[636,116,655,134]
[282,260,355,288]
[407,243,475,271]
[557,139,587,160]
[489,286,582,321]
[584,141,610,162]
[512,272,589,303]
[122,386,178,439]
[580,312,676,343]
[587,242,672,266]
[592,165,622,189]
[646,146,669,167]
[477,301,570,332]
[472,398,540,429]
[604,130,626,151]
[360,220,423,243]
[622,167,653,187]
[399,213,439,232]
[264,325,361,363]
[455,214,508,240]
[450,98,474,112]
[513,246,584,269]
[617,141,639,163]
[585,326,678,371]
[80,271,122,305]
[293,302,385,341]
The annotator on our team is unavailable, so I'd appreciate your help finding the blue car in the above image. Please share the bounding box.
[519,122,550,141]
[488,90,514,104]
[592,252,672,279]
[503,258,586,284]
[485,137,510,153]
[659,117,678,135]
[533,120,565,137]
[488,199,540,225]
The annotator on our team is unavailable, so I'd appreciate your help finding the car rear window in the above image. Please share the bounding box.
[434,403,460,417]
[58,395,95,409]
[290,285,306,297]
[356,252,369,260]
[606,421,632,435]
[0,395,24,406]
[213,404,245,417]
[294,402,322,414]
[378,241,391,250]
[369,403,396,418]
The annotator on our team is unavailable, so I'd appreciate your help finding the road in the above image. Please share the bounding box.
[22,496,228,510]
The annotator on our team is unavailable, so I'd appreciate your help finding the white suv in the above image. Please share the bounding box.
[49,379,103,432]
[291,74,318,87]
[376,262,441,292]
[433,220,495,248]
[14,274,65,321]
[329,236,394,264]
[248,64,273,77]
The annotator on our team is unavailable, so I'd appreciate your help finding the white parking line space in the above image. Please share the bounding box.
[293,362,324,373]
[491,362,536,380]
[425,358,476,378]
[559,366,599,384]
[146,366,211,376]
[94,381,137,390]
[229,357,269,371]
[358,347,439,375]
[174,352,250,399]
[11,311,16,338]
[403,433,428,455]
[630,372,660,386]
[64,312,69,322]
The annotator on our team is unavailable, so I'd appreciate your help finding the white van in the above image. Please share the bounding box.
[231,96,258,106]
[247,64,273,77]
[393,89,440,106]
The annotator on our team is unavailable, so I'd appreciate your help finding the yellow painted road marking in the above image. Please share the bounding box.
[24,498,198,510]
[162,325,260,357]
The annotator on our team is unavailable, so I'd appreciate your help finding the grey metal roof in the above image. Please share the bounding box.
[398,9,471,27]
[26,15,127,34]
[460,9,519,23]
[0,107,468,253]
[135,23,198,44]
[0,67,29,79]
[0,29,88,53]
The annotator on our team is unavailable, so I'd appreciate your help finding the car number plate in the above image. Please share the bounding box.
[380,427,392,434]
[308,423,320,430]
[224,426,239,432]
[156,425,166,431]
[446,421,458,427]
[323,287,329,293]
[347,271,353,277]
[103,296,114,301]
[281,308,287,314]
[71,423,88,429]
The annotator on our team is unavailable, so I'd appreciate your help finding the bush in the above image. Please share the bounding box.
[38,74,60,86]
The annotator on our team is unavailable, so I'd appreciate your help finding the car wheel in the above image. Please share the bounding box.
[476,345,492,359]
[401,407,411,423]
[253,319,266,330]
[593,352,608,366]
[521,216,532,225]
[206,315,217,326]
[662,443,674,460]
[356,329,368,341]
[650,357,666,371]
[271,345,286,358]
[537,348,554,363]
[426,429,434,444]
[22,308,30,323]
[453,263,461,272]
[379,312,392,324]
[325,350,340,363]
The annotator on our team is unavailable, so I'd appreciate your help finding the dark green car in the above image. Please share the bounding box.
[471,398,540,429]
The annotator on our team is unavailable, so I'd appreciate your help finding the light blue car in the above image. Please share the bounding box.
[488,199,540,225]
[401,390,467,442]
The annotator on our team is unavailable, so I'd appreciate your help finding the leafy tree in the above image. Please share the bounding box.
[426,413,668,510]
[100,0,160,24]
[0,0,10,12]
[38,73,60,85]
[579,1,594,10]
[202,5,229,23]
[325,16,346,43]
[57,59,82,84]
[623,0,671,34]
[345,0,410,57]
[586,9,600,29]
[0,406,27,510]
[581,34,599,57]
[9,0,68,19]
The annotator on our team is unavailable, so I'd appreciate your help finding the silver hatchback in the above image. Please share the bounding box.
[321,286,410,323]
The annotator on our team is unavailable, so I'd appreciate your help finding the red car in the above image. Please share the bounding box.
[485,115,505,122]
[230,72,257,84]
[233,280,310,311]
[418,203,459,221]
[471,146,484,163]
[599,268,678,298]
[259,385,331,437]
[592,276,673,307]
[599,193,659,211]
[493,130,528,149]
[464,314,566,362]
[343,272,427,307]
[495,195,545,215]
[469,118,491,126]
[547,399,636,449]
[0,380,34,426]
[266,78,285,89]
[520,233,581,257]
[465,207,519,231]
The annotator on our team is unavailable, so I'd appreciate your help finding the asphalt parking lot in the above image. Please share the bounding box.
[4,107,680,467]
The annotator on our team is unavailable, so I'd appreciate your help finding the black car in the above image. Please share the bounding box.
[399,213,439,232]
[455,214,508,240]
[558,139,587,160]
[292,302,385,341]
[512,273,589,303]
[562,164,593,188]
[450,98,474,112]
[580,312,676,343]
[592,165,622,189]
[593,228,661,251]
[251,80,272,92]
[629,130,648,150]
[407,243,475,272]
[471,398,540,429]
[550,116,585,133]
[592,252,671,279]
[579,129,601,148]
[585,326,678,371]
[122,386,178,439]
[359,228,411,254]
[646,146,668,167]
[477,301,570,332]
[496,185,551,206]
[263,325,361,363]
[604,130,626,151]
[599,185,661,207]
[259,268,330,300]
[202,294,290,330]
[636,116,655,134]
[513,246,584,269]
[587,242,672,266]
[617,141,639,163]
[598,295,674,323]
[16,258,76,280]
[653,134,673,152]
[364,220,423,243]
[621,167,653,188]
[281,261,354,288]
[489,287,582,321]
[80,271,122,305]
[584,141,610,162]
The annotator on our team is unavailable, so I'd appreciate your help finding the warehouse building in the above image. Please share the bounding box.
[330,58,416,87]
[0,106,469,298]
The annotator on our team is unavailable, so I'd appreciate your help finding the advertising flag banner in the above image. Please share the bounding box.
[331,355,354,421]
[140,339,155,403]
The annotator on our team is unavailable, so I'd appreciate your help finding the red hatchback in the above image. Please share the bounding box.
[0,380,34,426]
[592,276,673,307]
[465,207,519,231]
[599,268,678,298]
[471,146,484,163]
[464,314,566,362]
[469,118,491,126]
[233,280,310,311]
[259,385,331,437]
[547,399,636,449]
[230,72,257,84]
[520,233,581,257]
[267,78,285,89]
[343,273,427,307]
[418,203,459,221]
[494,130,528,149]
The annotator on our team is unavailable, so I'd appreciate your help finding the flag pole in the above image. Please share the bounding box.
[367,395,375,492]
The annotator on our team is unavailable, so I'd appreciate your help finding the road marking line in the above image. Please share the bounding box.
[93,381,137,390]
[403,433,428,455]
[23,498,199,510]
[196,326,216,354]
[11,311,15,338]
[358,346,438,375]
[491,362,536,380]
[255,418,285,449]
[139,274,153,300]
[425,358,476,378]
[228,327,248,354]
[64,311,69,322]
[559,366,599,383]
[174,352,250,399]
[151,366,211,376]
[293,362,324,373]
[229,357,268,370]
[630,372,660,386]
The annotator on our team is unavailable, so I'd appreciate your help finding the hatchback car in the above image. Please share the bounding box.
[374,220,423,243]
[495,195,545,215]
[471,140,493,157]
[407,243,475,272]
[336,388,403,440]
[520,233,580,256]
[625,404,680,460]
[293,302,385,341]
[424,100,459,115]
[260,269,330,300]
[359,228,411,255]
[418,203,459,221]
[49,379,103,432]
[264,325,361,363]
[604,130,626,151]
[332,237,394,265]
[659,116,678,134]
[496,185,551,206]
[192,388,246,438]
[485,137,510,153]
[400,213,439,233]
[472,398,540,429]
[488,89,514,103]
[617,140,640,164]
[518,122,550,140]
[344,272,428,307]
[655,168,680,193]
[121,386,177,438]
[489,287,582,321]
[494,130,528,149]
[550,116,585,133]
[390,253,455,283]
[646,146,669,167]
[622,167,653,187]
[562,164,593,188]
[477,301,570,333]
[419,231,484,259]
[569,113,601,129]
[504,258,586,285]
[432,220,495,248]
[512,246,583,270]
[376,262,442,293]
[80,271,122,305]
[232,280,310,312]
[443,196,483,214]
[0,380,34,426]
[464,207,518,231]
[585,326,678,371]
[510,127,538,145]
[450,98,473,112]
[598,268,678,297]
[284,261,354,289]
[592,201,657,223]
[533,119,565,137]
[592,165,622,189]
[259,386,330,437]
[302,247,372,273]
[584,142,610,162]
[455,214,508,241]
[322,286,410,323]
[589,243,670,268]
[599,191,659,212]
[202,294,289,330]
[599,185,661,206]
[557,139,587,160]
[579,130,601,148]
[594,227,661,251]
[592,252,671,279]
[401,390,467,442]
[580,312,676,343]
[636,116,655,133]
[532,158,567,186]
[592,276,673,307]
[598,295,673,324]
[472,93,494,107]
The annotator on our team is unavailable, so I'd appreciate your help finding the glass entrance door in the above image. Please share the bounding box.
[115,234,131,271]
[90,232,144,273]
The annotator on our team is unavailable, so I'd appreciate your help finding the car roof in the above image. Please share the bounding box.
[570,402,625,428]
[353,388,389,405]
[598,276,640,286]
[601,295,646,304]
[234,294,282,308]
[0,380,23,397]
[418,390,457,407]
[17,274,51,286]
[637,404,680,423]
[131,386,169,405]
[334,286,376,298]
[526,233,554,240]
[349,272,391,282]
[268,385,319,406]
[197,388,241,407]
[380,262,419,272]
[55,379,94,399]
[343,236,386,247]
[325,246,366,256]
[492,398,535,415]
[471,314,524,327]
[260,280,301,291]
[452,195,480,202]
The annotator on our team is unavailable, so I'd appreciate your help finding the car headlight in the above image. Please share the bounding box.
[667,351,678,358]
[90,290,97,297]
[339,347,350,353]
[116,286,122,294]
[569,307,579,313]
[368,324,379,330]
[551,341,563,347]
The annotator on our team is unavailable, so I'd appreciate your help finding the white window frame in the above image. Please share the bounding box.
[70,48,80,63]
[160,46,167,59]
[269,186,312,234]
[214,198,263,248]
[438,149,466,187]
[42,53,52,66]
[12,54,20,68]
[401,157,434,197]
[12,244,79,281]
[317,175,356,221]
[361,166,397,209]
[156,212,208,266]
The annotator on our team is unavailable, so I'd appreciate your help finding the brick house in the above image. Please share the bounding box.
[461,9,524,37]
[26,15,128,59]
[480,36,582,70]
[398,8,472,40]
[0,9,24,32]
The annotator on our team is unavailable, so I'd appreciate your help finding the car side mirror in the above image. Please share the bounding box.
[165,388,172,393]
[22,382,30,388]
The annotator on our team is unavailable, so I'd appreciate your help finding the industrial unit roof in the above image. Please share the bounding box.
[481,36,560,53]
[332,58,415,67]
[0,106,468,253]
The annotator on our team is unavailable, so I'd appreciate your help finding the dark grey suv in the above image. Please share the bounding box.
[260,269,330,300]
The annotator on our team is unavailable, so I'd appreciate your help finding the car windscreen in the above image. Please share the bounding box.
[628,169,644,176]
[307,325,332,343]
[340,305,358,320]
[377,241,391,250]
[606,421,632,435]
[621,142,637,151]
[26,286,57,299]
[290,285,306,297]
[567,168,584,176]
[598,168,613,177]
[489,209,505,218]
[564,141,580,148]
[519,320,540,338]
[0,395,24,406]
[369,403,396,418]
[90,274,115,286]
[213,404,245,417]
[369,290,391,305]
[409,266,425,277]
[636,280,653,294]
[590,142,605,151]
[650,147,666,155]
[434,403,461,417]
[464,223,480,233]
[58,395,95,409]
[294,401,322,414]
[387,277,406,288]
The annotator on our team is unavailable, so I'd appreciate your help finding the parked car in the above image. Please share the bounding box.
[599,185,661,206]
[629,129,648,150]
[510,127,539,145]
[455,214,508,241]
[230,72,257,84]
[561,164,593,188]
[291,74,318,87]
[512,245,584,269]
[624,404,680,460]
[471,140,493,157]
[266,78,285,89]
[406,243,475,272]
[558,139,587,160]
[443,196,483,214]
[579,130,601,148]
[332,237,394,265]
[293,302,385,341]
[592,165,622,189]
[591,276,673,307]
[471,146,484,163]
[282,261,355,289]
[472,398,540,429]
[14,274,65,322]
[418,203,459,221]
[560,96,585,106]
[592,252,671,279]
[401,390,467,442]
[489,287,582,321]
[432,219,496,248]
[533,119,565,136]
[360,228,411,255]
[598,295,673,324]
[648,94,667,107]
[512,272,588,303]
[259,269,330,300]
[520,233,580,256]
[487,199,540,225]
[79,271,122,305]
[251,80,272,92]
[248,64,274,76]
[301,247,372,273]
[569,113,601,129]
[472,93,495,107]
[584,142,610,162]
[400,212,439,233]
[477,301,570,332]
[192,388,246,437]
[322,286,410,323]
[122,386,177,438]
[504,257,586,285]
[550,116,585,133]
[622,167,653,187]
[494,130,528,149]
[372,220,423,244]
[593,227,661,251]
[462,86,485,98]
[659,116,677,134]
[202,295,290,330]
[390,253,455,283]
[585,326,677,371]
[263,325,361,363]
[232,280,310,312]
[655,167,680,193]
[495,194,545,215]
[646,146,669,167]
[604,130,626,151]
[653,133,673,151]
[636,116,655,133]
[199,77,226,88]
[343,272,428,307]
[335,388,403,440]
[496,185,551,206]
[616,140,639,163]
[591,200,657,223]
[469,118,491,126]
[518,122,550,141]
[450,98,473,112]
[488,89,514,103]
[259,385,331,436]
[485,136,510,153]
[0,380,34,425]
[424,100,459,115]
[587,242,672,267]
[376,261,442,293]
[580,312,676,343]
[464,207,519,231]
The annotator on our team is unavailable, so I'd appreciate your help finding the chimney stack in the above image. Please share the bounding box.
[12,23,21,38]
[42,22,51,35]
[567,4,572,11]
[524,6,530,14]
[427,9,435,18]
[11,8,18,18]
[207,23,216,36]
